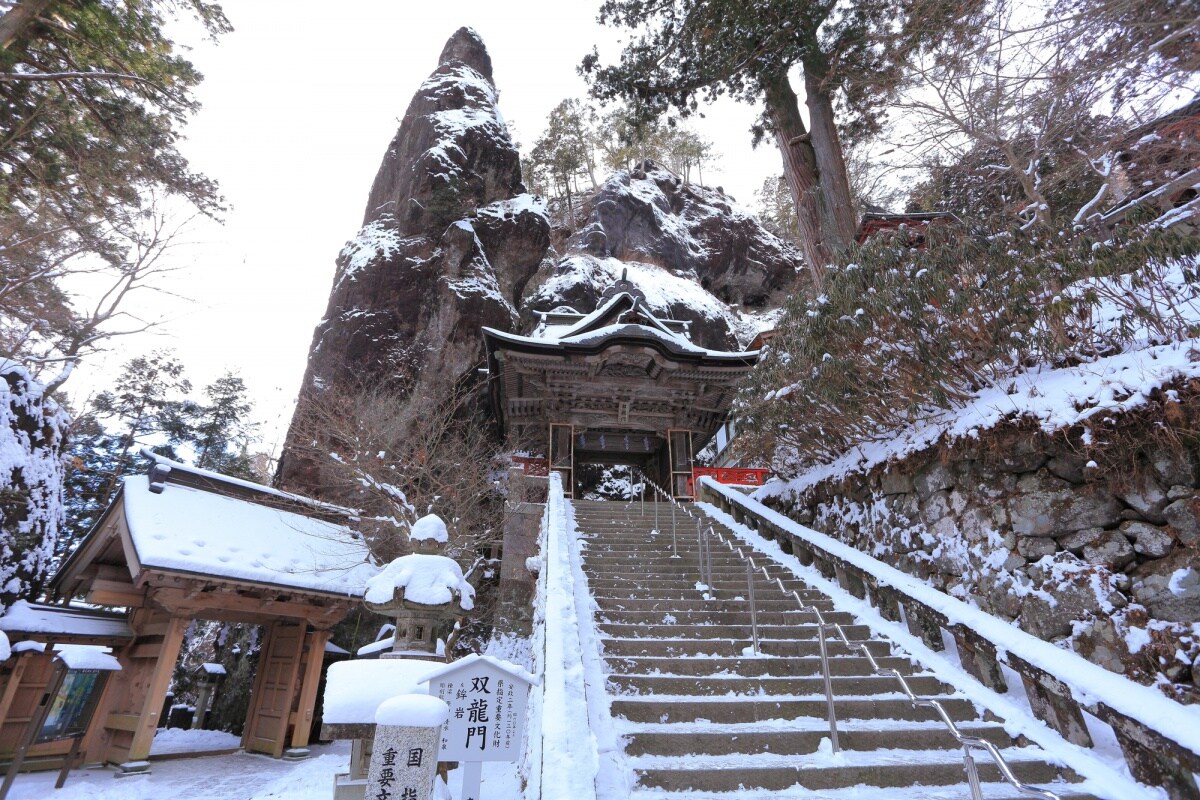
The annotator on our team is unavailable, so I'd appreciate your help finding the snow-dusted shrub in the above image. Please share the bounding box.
[0,362,68,608]
[737,225,1200,474]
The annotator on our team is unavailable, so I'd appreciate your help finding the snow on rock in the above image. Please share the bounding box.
[322,659,440,724]
[375,694,449,727]
[520,161,805,350]
[761,339,1200,499]
[409,513,449,544]
[279,29,549,492]
[121,474,375,596]
[0,362,68,608]
[363,553,475,609]
[337,217,403,286]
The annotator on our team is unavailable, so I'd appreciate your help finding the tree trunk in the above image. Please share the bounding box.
[1002,141,1052,227]
[762,69,831,288]
[803,67,859,255]
[0,0,54,51]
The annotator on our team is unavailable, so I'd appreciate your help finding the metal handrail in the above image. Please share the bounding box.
[697,513,1060,800]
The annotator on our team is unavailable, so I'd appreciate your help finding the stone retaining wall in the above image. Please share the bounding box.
[761,414,1200,701]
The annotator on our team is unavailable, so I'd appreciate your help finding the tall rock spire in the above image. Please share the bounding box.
[278,29,550,492]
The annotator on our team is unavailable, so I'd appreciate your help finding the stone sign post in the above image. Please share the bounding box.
[422,655,537,800]
[366,695,449,800]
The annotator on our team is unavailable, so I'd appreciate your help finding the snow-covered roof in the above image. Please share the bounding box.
[486,322,757,362]
[0,600,133,641]
[54,644,121,671]
[420,653,538,686]
[485,291,758,363]
[121,473,375,596]
[138,450,356,517]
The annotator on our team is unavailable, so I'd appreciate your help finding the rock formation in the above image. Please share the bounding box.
[279,29,804,489]
[278,28,550,488]
[524,163,805,351]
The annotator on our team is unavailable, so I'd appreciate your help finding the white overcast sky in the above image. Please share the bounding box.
[67,1,781,453]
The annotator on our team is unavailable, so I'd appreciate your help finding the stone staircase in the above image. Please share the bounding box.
[573,499,1096,799]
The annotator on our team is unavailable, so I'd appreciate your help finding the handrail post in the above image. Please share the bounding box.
[747,559,760,655]
[963,745,984,800]
[671,498,678,557]
[640,469,645,516]
[817,622,840,753]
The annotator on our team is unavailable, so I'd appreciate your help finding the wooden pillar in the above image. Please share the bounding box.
[125,616,189,763]
[289,629,330,749]
[0,653,31,731]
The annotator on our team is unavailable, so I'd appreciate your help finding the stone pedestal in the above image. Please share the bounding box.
[496,493,545,636]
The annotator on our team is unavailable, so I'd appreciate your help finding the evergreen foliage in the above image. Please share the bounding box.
[583,0,982,279]
[61,354,259,559]
[524,98,715,214]
[736,225,1200,474]
[0,1,228,385]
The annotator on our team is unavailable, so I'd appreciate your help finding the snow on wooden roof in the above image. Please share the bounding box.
[484,292,759,363]
[0,601,133,642]
[120,473,376,596]
[420,653,538,685]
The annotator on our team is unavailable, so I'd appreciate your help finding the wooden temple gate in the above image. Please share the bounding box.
[485,288,760,499]
[3,460,371,772]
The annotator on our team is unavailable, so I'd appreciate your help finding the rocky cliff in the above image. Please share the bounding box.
[279,28,803,490]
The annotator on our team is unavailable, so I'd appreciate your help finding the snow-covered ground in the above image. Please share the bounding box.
[7,739,521,800]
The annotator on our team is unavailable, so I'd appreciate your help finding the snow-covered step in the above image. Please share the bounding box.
[604,654,918,678]
[597,622,874,640]
[599,635,892,658]
[569,498,1086,798]
[610,694,984,724]
[597,609,855,625]
[629,748,1067,792]
[594,597,836,612]
[607,672,950,697]
[623,723,1013,755]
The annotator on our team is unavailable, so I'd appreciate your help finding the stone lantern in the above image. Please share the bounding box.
[322,514,475,799]
[361,514,474,660]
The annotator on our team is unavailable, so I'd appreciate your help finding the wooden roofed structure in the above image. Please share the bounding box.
[483,281,759,497]
[3,457,377,773]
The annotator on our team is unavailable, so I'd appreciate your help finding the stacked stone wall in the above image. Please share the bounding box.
[763,398,1200,701]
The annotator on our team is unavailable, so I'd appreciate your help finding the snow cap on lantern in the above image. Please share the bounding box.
[361,513,474,658]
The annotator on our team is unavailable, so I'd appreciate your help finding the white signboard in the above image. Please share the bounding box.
[427,657,531,762]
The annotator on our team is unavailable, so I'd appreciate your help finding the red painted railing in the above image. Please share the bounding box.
[687,467,769,495]
[512,456,549,477]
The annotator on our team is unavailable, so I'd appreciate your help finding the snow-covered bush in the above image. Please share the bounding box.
[0,362,68,608]
[738,225,1200,474]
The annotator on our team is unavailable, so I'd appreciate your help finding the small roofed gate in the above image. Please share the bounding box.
[243,622,306,756]
[48,459,371,770]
